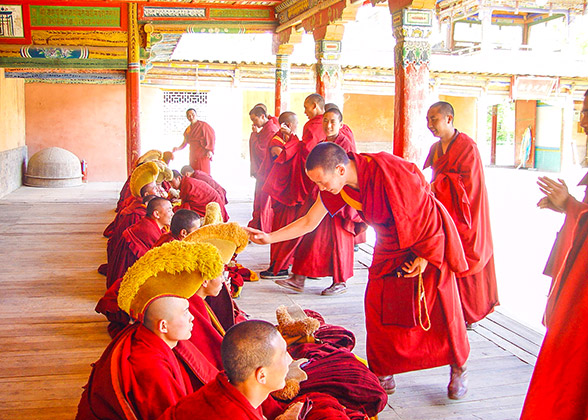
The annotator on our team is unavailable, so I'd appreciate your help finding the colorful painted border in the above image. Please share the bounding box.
[139,3,274,22]
[0,3,31,45]
[29,2,127,31]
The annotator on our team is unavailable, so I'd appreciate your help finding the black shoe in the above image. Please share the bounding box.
[260,268,289,279]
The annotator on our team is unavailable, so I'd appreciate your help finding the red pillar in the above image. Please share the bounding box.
[314,38,343,106]
[126,3,141,176]
[391,8,433,162]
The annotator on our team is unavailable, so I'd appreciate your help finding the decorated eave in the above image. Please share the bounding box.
[436,0,588,24]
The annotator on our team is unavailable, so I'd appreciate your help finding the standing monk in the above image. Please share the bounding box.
[248,142,470,399]
[248,105,280,232]
[424,101,499,327]
[173,108,215,175]
[521,90,588,420]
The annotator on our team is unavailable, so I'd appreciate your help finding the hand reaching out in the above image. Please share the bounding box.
[244,226,271,244]
[537,176,569,213]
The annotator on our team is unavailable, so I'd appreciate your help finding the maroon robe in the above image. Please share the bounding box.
[76,323,218,420]
[184,120,215,174]
[114,176,132,214]
[153,232,177,248]
[95,277,129,338]
[158,372,267,420]
[191,169,228,204]
[106,217,164,288]
[290,130,359,283]
[321,152,469,375]
[248,116,280,232]
[521,197,588,419]
[100,198,147,275]
[187,295,225,371]
[424,132,499,323]
[177,176,228,221]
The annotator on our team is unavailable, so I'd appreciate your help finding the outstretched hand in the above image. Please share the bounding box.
[244,226,272,245]
[403,257,428,278]
[537,176,569,213]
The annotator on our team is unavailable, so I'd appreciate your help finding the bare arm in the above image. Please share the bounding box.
[246,197,328,244]
[173,130,189,153]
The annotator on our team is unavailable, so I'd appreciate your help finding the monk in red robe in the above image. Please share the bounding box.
[248,142,470,400]
[424,101,498,327]
[262,95,326,286]
[521,93,588,420]
[153,208,201,247]
[248,105,280,232]
[260,112,302,279]
[275,105,360,296]
[77,241,227,420]
[173,108,215,175]
[106,197,172,288]
[180,166,228,205]
[172,173,229,221]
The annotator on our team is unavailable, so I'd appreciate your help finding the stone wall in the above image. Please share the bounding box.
[0,146,27,198]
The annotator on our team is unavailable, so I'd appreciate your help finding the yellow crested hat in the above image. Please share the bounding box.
[184,222,249,264]
[118,241,224,320]
[130,161,160,198]
[136,149,163,166]
[203,202,223,226]
[153,160,173,183]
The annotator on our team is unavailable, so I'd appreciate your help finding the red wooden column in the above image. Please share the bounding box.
[391,7,433,162]
[274,44,294,116]
[126,2,141,176]
[313,24,344,106]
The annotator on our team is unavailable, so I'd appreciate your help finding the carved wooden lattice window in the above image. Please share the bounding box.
[162,91,209,138]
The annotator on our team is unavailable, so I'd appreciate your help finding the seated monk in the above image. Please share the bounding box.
[100,160,169,274]
[170,171,229,221]
[76,241,227,420]
[182,223,387,418]
[159,320,363,420]
[153,208,201,247]
[106,197,172,288]
[181,165,228,205]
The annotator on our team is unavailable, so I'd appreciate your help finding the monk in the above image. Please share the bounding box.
[172,171,229,221]
[257,112,302,279]
[248,105,280,232]
[77,241,226,420]
[173,108,215,175]
[180,166,228,204]
[275,105,358,296]
[106,197,172,288]
[262,95,326,288]
[153,208,201,247]
[424,101,499,327]
[521,90,588,420]
[248,142,470,399]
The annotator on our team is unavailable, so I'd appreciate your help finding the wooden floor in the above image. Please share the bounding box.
[0,183,542,420]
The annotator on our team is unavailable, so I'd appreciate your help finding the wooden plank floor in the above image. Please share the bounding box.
[0,183,539,420]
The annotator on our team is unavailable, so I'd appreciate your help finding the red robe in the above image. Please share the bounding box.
[248,116,280,232]
[75,323,218,420]
[153,232,178,248]
[114,176,132,215]
[177,176,228,221]
[184,120,215,175]
[158,372,267,420]
[100,198,147,275]
[290,131,359,283]
[106,217,163,288]
[521,197,588,419]
[187,295,225,371]
[321,152,469,375]
[424,132,499,323]
[191,169,228,204]
[262,115,325,273]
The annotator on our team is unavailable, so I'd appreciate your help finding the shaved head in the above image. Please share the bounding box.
[324,108,343,122]
[254,103,267,112]
[306,142,349,173]
[146,197,170,217]
[143,296,187,332]
[430,101,454,117]
[278,111,297,126]
[305,93,325,109]
[140,181,158,198]
[222,320,283,384]
[325,103,340,112]
[250,105,267,117]
[180,166,194,176]
[170,209,201,237]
